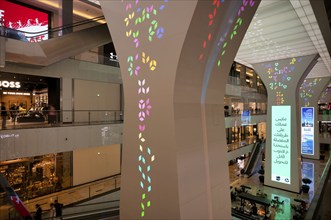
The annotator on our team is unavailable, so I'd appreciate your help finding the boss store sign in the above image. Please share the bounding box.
[0,80,21,88]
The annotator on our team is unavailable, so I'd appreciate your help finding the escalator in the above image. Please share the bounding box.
[1,16,112,66]
[243,139,265,177]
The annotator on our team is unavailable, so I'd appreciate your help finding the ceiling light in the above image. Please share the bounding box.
[35,0,105,24]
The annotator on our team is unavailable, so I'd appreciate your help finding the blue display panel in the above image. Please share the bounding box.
[301,107,314,155]
[302,162,314,201]
[271,105,291,184]
[241,110,251,125]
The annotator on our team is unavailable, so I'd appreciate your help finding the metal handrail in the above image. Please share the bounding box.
[7,174,121,219]
[2,109,123,130]
[39,200,120,220]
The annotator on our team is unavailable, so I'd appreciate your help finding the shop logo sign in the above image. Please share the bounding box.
[0,81,21,88]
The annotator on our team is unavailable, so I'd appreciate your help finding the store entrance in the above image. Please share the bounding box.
[0,72,60,126]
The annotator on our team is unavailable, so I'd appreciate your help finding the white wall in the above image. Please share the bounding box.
[73,144,121,185]
[73,79,121,122]
[74,79,120,110]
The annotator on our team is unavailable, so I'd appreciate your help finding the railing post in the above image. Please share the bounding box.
[88,111,91,125]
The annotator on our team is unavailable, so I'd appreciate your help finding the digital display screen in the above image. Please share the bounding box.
[271,105,291,184]
[302,162,314,201]
[241,110,251,125]
[301,107,314,155]
[0,0,49,42]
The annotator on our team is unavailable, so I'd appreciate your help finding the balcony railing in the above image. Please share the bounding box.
[0,16,121,68]
[6,174,121,220]
[1,109,123,130]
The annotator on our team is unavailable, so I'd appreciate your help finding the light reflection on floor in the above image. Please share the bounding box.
[228,152,330,219]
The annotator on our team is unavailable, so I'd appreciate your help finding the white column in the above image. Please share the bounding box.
[253,54,319,193]
[299,76,331,160]
[100,0,260,219]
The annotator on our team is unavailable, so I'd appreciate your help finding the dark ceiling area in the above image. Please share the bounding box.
[0,72,49,92]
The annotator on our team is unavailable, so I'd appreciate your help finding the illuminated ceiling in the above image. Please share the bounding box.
[19,0,104,22]
[235,0,331,79]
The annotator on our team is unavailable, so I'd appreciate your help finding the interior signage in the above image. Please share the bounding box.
[3,91,30,96]
[0,0,49,42]
[302,162,314,200]
[241,109,251,125]
[271,105,291,184]
[0,81,21,88]
[301,107,314,155]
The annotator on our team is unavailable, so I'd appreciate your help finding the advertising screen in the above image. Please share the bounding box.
[301,107,314,155]
[241,109,251,125]
[271,105,291,184]
[0,0,49,42]
[302,162,314,201]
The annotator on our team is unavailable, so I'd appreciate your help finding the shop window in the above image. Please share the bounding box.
[0,152,72,201]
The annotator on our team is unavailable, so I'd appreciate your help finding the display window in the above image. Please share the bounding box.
[0,152,72,201]
[0,72,60,126]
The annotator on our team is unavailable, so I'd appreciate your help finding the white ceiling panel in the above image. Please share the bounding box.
[236,0,331,78]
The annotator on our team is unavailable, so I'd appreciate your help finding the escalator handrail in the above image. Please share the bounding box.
[249,141,264,174]
[0,15,105,38]
[246,142,260,173]
[244,141,261,174]
[243,141,259,173]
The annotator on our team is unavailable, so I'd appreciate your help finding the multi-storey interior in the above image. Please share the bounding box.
[0,0,330,219]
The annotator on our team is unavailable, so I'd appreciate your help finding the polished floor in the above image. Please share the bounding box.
[228,152,331,219]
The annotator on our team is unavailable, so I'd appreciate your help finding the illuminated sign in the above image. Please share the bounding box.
[302,162,314,201]
[3,92,30,96]
[0,0,49,42]
[0,81,21,88]
[241,110,251,125]
[301,107,314,155]
[271,105,291,184]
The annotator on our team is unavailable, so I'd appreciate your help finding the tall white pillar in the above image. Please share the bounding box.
[100,0,260,219]
[253,54,319,193]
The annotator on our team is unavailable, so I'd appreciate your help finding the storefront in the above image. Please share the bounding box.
[0,72,60,123]
[0,152,72,200]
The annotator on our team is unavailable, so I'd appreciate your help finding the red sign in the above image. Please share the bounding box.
[0,0,49,42]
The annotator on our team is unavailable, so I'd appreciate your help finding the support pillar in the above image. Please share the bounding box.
[253,54,319,193]
[240,64,246,86]
[61,77,73,123]
[100,0,260,219]
[0,36,4,68]
[58,0,73,36]
[299,76,331,160]
[0,19,5,68]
